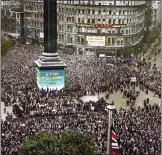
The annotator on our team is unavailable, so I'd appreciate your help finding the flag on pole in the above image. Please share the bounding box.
[111,124,121,155]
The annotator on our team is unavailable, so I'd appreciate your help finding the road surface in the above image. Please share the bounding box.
[81,88,160,110]
[1,88,160,120]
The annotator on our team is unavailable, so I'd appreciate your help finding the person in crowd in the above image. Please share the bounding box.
[1,43,161,155]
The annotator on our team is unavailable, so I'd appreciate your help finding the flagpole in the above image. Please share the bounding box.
[106,105,116,155]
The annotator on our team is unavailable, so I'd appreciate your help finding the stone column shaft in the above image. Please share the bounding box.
[44,0,57,53]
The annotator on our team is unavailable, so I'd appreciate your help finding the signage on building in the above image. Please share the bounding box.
[86,36,105,46]
[76,23,126,28]
[40,32,44,39]
[86,51,95,56]
[99,54,105,58]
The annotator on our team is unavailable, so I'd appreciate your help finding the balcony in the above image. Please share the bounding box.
[11,5,23,12]
[24,9,39,13]
[24,16,32,20]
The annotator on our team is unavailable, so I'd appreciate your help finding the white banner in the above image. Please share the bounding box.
[99,54,105,57]
[86,51,95,56]
[86,36,105,46]
[40,32,44,39]
[131,77,136,82]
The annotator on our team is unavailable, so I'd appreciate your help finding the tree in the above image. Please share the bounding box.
[144,3,152,31]
[19,130,102,155]
[119,46,135,57]
[58,130,101,155]
[143,2,152,43]
[146,27,160,45]
[1,37,12,56]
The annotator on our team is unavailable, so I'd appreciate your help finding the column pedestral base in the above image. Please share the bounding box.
[35,52,67,91]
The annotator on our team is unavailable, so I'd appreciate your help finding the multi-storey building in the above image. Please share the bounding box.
[150,0,161,30]
[57,1,146,56]
[23,0,44,44]
[1,0,24,39]
[2,0,147,56]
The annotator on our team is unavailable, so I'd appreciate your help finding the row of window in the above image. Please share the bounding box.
[77,9,137,16]
[58,7,75,13]
[58,34,142,45]
[59,25,73,32]
[78,18,138,25]
[57,16,74,22]
[2,21,20,27]
[33,13,43,19]
[2,26,20,34]
[25,21,43,28]
[59,7,144,16]
[67,17,74,22]
[77,27,143,34]
[24,5,43,11]
[11,14,20,19]
[24,27,142,44]
[2,11,20,19]
[2,19,21,26]
[24,13,43,20]
[58,16,143,24]
[58,23,144,34]
[58,0,144,6]
[58,24,143,34]
[24,4,145,16]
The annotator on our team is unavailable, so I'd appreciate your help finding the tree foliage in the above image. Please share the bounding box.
[143,3,153,43]
[119,42,144,57]
[119,46,135,57]
[146,27,160,46]
[144,3,152,30]
[1,37,12,56]
[143,3,160,45]
[19,130,102,155]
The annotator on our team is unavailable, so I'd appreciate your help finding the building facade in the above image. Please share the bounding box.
[57,1,146,56]
[2,0,147,56]
[150,0,161,30]
[1,0,24,39]
[23,0,44,44]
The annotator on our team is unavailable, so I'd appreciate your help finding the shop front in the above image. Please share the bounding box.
[96,48,116,57]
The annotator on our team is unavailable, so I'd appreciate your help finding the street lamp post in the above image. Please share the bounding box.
[106,105,116,155]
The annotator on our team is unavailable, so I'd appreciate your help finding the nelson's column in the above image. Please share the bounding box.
[35,0,66,90]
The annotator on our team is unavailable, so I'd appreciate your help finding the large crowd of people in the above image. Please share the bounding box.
[115,104,160,155]
[1,44,161,155]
